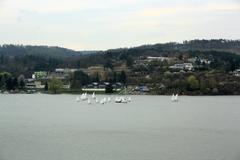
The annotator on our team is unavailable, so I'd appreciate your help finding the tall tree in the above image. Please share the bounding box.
[119,71,127,84]
[70,71,90,89]
[18,75,25,89]
[49,77,63,94]
[187,75,199,91]
[126,56,134,67]
[44,81,48,91]
[104,59,113,70]
[6,77,13,90]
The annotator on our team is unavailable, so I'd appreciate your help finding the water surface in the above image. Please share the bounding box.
[0,94,240,160]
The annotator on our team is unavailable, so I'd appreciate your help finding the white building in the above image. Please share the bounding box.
[169,63,194,71]
[188,57,211,64]
[184,63,194,71]
[26,79,45,89]
[233,69,240,77]
[147,56,172,62]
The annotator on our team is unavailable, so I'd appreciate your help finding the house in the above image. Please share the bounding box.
[147,56,173,62]
[134,85,150,92]
[169,64,185,70]
[86,66,105,76]
[184,63,194,71]
[26,79,45,89]
[32,71,47,80]
[169,63,194,71]
[233,69,240,77]
[113,64,129,73]
[134,59,148,65]
[25,79,36,89]
[188,57,211,64]
[47,68,74,80]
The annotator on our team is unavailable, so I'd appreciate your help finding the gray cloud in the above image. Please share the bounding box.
[0,0,6,7]
[0,0,240,50]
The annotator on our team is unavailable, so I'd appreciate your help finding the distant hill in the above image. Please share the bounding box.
[1,39,240,77]
[106,39,240,55]
[157,39,240,54]
[1,39,240,59]
[1,40,240,59]
[0,45,101,58]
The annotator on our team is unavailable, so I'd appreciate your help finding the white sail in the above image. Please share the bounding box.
[175,94,178,101]
[120,97,127,103]
[95,98,99,103]
[100,99,105,104]
[87,99,91,105]
[104,98,107,103]
[92,92,96,99]
[171,94,175,101]
[76,96,80,102]
[115,97,121,103]
[81,93,88,101]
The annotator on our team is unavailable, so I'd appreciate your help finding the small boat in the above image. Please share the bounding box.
[171,94,179,102]
[175,94,178,102]
[121,97,128,103]
[92,92,96,99]
[115,97,128,103]
[88,99,91,105]
[108,97,111,102]
[171,94,175,102]
[103,98,107,104]
[115,97,121,103]
[76,96,80,102]
[100,99,105,105]
[95,98,99,103]
[127,97,131,102]
[81,93,88,101]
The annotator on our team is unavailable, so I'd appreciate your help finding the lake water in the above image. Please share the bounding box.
[0,94,240,160]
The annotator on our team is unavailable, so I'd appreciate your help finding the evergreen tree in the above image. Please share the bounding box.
[0,76,6,89]
[44,81,48,91]
[6,77,13,90]
[105,84,113,93]
[126,56,134,67]
[12,77,18,90]
[119,71,127,84]
[18,75,25,89]
[95,72,100,82]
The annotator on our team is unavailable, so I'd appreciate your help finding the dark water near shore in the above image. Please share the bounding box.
[0,94,240,160]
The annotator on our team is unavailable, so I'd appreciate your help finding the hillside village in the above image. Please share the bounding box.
[17,55,240,95]
[1,40,240,95]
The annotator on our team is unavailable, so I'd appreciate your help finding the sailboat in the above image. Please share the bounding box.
[103,97,107,104]
[174,94,178,102]
[92,92,96,99]
[95,98,99,103]
[127,97,131,102]
[81,93,88,101]
[171,94,179,102]
[76,96,80,102]
[100,99,105,105]
[88,99,91,105]
[171,94,175,102]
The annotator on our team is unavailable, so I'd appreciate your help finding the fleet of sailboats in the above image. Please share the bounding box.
[76,92,179,105]
[75,92,132,105]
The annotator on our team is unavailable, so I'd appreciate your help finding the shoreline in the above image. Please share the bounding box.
[1,91,240,96]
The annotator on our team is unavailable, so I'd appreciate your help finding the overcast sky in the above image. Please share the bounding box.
[0,0,239,50]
